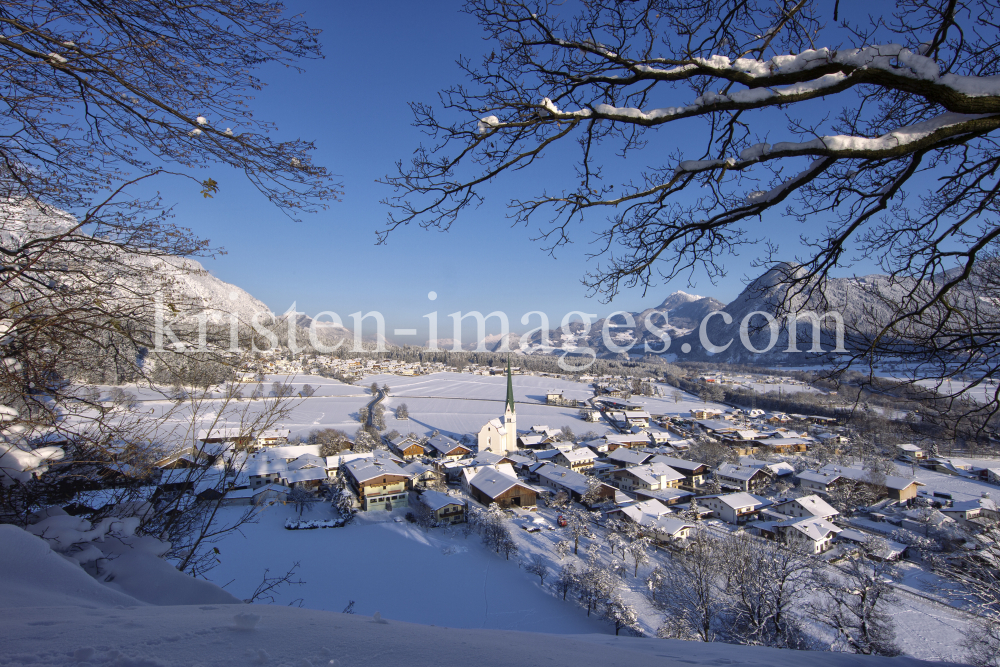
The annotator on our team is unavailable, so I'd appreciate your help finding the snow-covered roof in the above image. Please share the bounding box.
[775,495,838,518]
[648,456,707,474]
[644,515,695,537]
[779,516,841,542]
[534,463,591,495]
[796,470,841,486]
[420,490,465,512]
[484,417,507,435]
[634,487,695,504]
[258,444,321,460]
[401,461,436,476]
[618,463,685,487]
[949,497,998,513]
[197,427,250,441]
[257,428,290,440]
[702,492,771,511]
[283,468,328,484]
[426,435,469,455]
[343,456,409,483]
[245,459,288,476]
[470,451,506,466]
[469,467,524,499]
[287,453,325,471]
[607,449,650,466]
[818,465,922,491]
[619,499,672,523]
[715,462,767,482]
[558,447,597,463]
[324,451,375,470]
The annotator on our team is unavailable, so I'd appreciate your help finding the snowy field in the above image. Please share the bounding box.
[206,502,609,635]
[84,372,729,449]
[1,602,946,667]
[202,502,974,662]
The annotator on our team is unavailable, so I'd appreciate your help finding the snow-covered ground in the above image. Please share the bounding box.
[200,501,974,662]
[4,508,955,667]
[83,372,730,449]
[2,602,946,667]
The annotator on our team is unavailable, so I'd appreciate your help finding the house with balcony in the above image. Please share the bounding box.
[610,463,685,494]
[343,457,410,511]
[418,489,466,524]
[553,447,597,473]
[698,492,772,524]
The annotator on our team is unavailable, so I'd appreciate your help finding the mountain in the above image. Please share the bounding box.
[667,262,961,364]
[512,291,725,358]
[149,256,273,325]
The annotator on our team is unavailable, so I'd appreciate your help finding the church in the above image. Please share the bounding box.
[478,359,517,455]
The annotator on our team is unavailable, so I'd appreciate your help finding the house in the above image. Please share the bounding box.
[254,428,290,448]
[343,457,410,511]
[941,496,999,523]
[698,492,772,524]
[714,462,772,492]
[246,459,289,489]
[402,461,446,490]
[755,437,812,454]
[287,453,325,472]
[900,508,955,534]
[461,463,517,494]
[606,448,652,469]
[468,467,536,509]
[610,463,685,494]
[776,516,841,554]
[419,489,466,524]
[648,456,710,489]
[690,408,724,419]
[816,432,849,447]
[553,447,597,473]
[534,463,616,505]
[425,435,473,461]
[835,530,908,560]
[633,487,695,506]
[796,470,843,495]
[257,444,322,462]
[388,435,426,460]
[739,456,796,477]
[220,482,290,507]
[772,495,839,520]
[282,467,327,489]
[612,498,673,523]
[197,427,253,449]
[817,465,924,502]
[624,410,651,428]
[642,515,696,541]
[896,443,927,461]
[517,433,555,449]
[615,499,693,540]
[603,433,651,451]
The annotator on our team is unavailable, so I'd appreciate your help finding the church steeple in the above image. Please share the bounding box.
[505,356,515,415]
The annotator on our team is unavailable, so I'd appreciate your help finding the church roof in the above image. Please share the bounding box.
[505,357,515,414]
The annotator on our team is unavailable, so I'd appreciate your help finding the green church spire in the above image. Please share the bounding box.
[505,356,515,413]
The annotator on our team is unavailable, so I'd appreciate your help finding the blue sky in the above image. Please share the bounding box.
[156,0,883,342]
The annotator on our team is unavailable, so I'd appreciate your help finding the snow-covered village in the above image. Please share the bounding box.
[5,1,1000,666]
